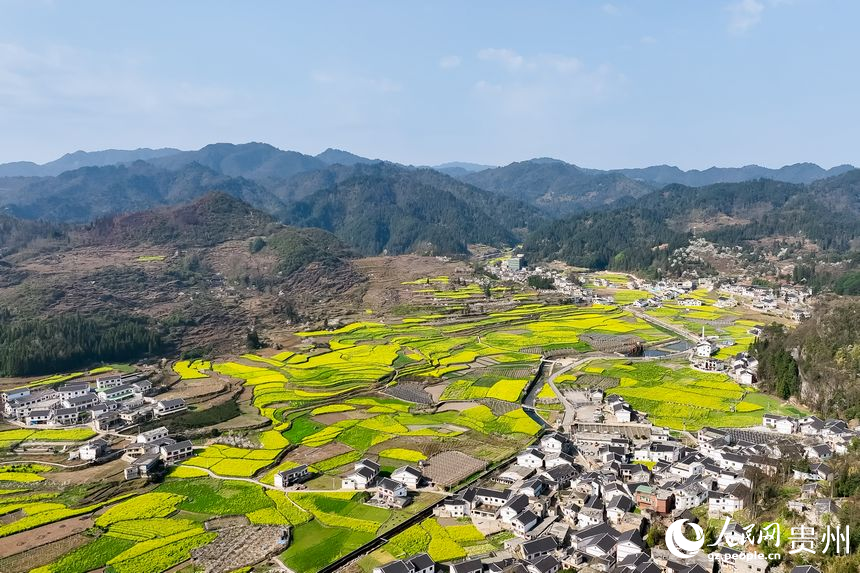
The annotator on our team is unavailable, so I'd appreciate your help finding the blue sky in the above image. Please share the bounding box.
[0,0,857,169]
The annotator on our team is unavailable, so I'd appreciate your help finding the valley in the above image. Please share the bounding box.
[0,261,816,573]
[0,144,858,573]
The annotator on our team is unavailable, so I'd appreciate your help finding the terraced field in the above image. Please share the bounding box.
[644,296,763,359]
[571,360,804,430]
[0,297,790,573]
[358,517,514,571]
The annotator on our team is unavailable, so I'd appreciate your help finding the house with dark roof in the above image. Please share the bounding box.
[373,553,436,573]
[500,494,531,523]
[153,398,187,417]
[518,448,546,469]
[708,482,751,516]
[159,439,193,464]
[512,509,540,534]
[519,536,557,561]
[616,529,646,562]
[275,464,309,488]
[342,459,380,489]
[527,555,560,573]
[392,465,423,489]
[449,558,483,573]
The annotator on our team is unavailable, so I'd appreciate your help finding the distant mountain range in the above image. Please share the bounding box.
[0,148,182,177]
[1,143,850,187]
[612,162,856,187]
[0,142,856,258]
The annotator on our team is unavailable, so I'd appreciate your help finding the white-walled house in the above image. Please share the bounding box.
[342,459,380,489]
[274,465,309,488]
[391,465,423,489]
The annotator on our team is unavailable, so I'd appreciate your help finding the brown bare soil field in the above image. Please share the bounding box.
[422,451,486,487]
[0,532,91,572]
[287,442,352,465]
[159,378,228,401]
[0,515,93,558]
[46,458,126,485]
[352,255,469,312]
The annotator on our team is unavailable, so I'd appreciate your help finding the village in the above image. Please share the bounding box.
[1,371,192,480]
[0,260,845,573]
[369,383,853,573]
[491,254,813,324]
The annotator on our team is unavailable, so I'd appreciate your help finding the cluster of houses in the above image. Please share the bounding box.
[1,372,186,432]
[374,400,859,573]
[688,329,759,387]
[492,259,592,300]
[70,425,194,480]
[717,283,812,322]
[761,413,857,458]
[628,280,708,309]
[270,457,427,509]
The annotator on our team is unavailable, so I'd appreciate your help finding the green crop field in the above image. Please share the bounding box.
[5,295,809,573]
[583,360,803,430]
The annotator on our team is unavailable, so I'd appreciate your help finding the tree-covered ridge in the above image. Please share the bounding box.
[751,300,860,418]
[525,173,860,273]
[749,325,801,400]
[0,213,67,257]
[285,164,541,255]
[265,226,356,275]
[461,158,655,214]
[82,192,279,248]
[0,310,164,376]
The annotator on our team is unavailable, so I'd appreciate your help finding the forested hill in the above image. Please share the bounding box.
[81,192,279,247]
[148,142,327,182]
[3,161,287,222]
[461,158,654,214]
[0,213,67,258]
[751,299,860,418]
[525,172,860,273]
[284,163,542,255]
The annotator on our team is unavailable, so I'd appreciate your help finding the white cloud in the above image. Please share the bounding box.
[0,42,241,116]
[471,55,625,125]
[478,48,525,70]
[602,3,620,15]
[640,35,658,45]
[438,55,461,69]
[728,0,765,33]
[541,54,582,74]
[477,48,582,75]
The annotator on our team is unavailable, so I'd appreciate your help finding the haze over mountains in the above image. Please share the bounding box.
[0,142,857,260]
